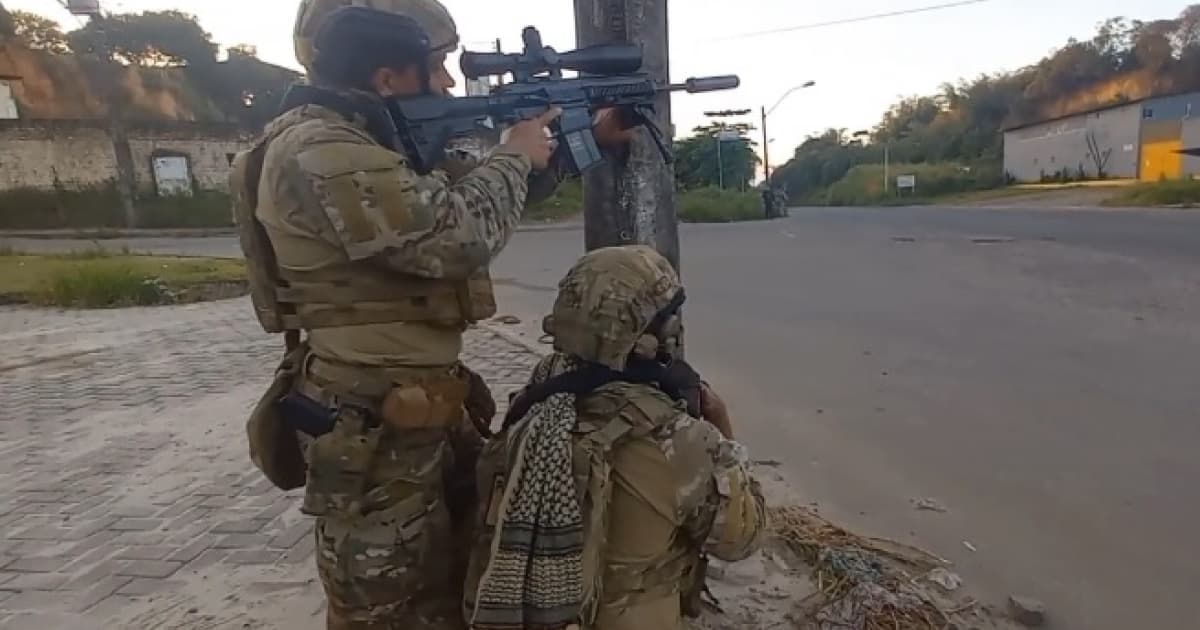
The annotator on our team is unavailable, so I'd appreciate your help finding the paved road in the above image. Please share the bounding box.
[490,206,1200,630]
[6,206,1200,628]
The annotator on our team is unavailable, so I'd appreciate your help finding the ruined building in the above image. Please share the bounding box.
[0,30,296,220]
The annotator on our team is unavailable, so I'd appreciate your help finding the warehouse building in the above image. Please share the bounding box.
[1003,91,1200,183]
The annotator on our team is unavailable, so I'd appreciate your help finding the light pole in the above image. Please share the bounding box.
[761,80,815,185]
[854,129,892,194]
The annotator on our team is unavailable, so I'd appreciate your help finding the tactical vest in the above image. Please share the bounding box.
[465,382,702,629]
[230,132,496,338]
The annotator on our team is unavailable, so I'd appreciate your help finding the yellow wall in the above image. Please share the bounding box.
[1140,139,1183,181]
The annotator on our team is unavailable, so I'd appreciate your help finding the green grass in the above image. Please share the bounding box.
[677,187,764,223]
[1102,178,1200,207]
[0,250,246,308]
[825,162,1005,206]
[526,179,584,223]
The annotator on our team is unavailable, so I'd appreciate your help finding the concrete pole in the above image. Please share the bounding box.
[716,131,724,189]
[574,0,679,270]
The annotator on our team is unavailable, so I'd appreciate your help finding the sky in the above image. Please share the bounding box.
[7,0,1192,166]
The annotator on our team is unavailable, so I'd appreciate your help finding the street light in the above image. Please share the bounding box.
[761,80,816,185]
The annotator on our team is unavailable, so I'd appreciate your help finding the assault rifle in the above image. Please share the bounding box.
[388,27,740,175]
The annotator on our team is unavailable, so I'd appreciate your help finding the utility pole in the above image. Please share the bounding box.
[760,80,815,185]
[574,0,678,269]
[761,105,770,182]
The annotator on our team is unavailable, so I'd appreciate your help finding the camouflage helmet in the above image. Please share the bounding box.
[294,0,459,73]
[545,245,682,372]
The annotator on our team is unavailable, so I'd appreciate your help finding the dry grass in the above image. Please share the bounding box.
[770,506,970,630]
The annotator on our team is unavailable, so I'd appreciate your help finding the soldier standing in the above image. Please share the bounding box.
[464,246,767,630]
[231,1,628,628]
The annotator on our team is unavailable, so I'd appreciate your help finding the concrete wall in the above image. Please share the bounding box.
[0,122,116,190]
[129,136,246,194]
[1004,102,1142,183]
[0,120,250,193]
[1142,92,1198,121]
[1184,118,1200,178]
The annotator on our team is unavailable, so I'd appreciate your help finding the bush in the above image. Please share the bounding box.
[677,187,764,223]
[136,191,233,228]
[1104,178,1200,207]
[39,265,176,308]
[825,161,1004,206]
[0,185,233,230]
[526,178,583,222]
[0,185,125,229]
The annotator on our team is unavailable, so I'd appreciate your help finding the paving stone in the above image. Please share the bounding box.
[0,299,542,622]
[182,549,229,573]
[254,498,295,521]
[65,560,130,590]
[0,590,80,613]
[269,521,313,550]
[114,545,175,561]
[113,532,167,546]
[4,556,72,573]
[0,572,69,591]
[227,550,281,566]
[210,518,268,534]
[165,536,218,564]
[116,578,186,596]
[72,576,133,613]
[110,518,162,532]
[213,534,271,549]
[115,560,182,579]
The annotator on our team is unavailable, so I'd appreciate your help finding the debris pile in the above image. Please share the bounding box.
[770,505,974,630]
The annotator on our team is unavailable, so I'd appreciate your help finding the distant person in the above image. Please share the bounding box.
[465,245,767,630]
[762,186,776,218]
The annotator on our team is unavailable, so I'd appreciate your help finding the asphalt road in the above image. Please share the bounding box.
[5,206,1199,628]
[490,206,1200,630]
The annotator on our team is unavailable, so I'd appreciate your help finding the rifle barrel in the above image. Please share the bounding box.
[670,76,741,93]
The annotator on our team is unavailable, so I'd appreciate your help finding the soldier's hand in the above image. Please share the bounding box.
[502,107,562,170]
[593,107,636,148]
[463,366,497,438]
[700,382,735,440]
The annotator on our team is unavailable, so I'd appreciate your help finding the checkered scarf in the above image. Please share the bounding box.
[471,354,585,630]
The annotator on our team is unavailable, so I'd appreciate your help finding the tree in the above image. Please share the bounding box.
[0,2,15,39]
[11,9,70,53]
[771,3,1200,201]
[68,10,217,67]
[674,123,760,191]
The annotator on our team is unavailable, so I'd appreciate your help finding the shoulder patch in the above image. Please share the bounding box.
[292,141,433,261]
[579,382,684,433]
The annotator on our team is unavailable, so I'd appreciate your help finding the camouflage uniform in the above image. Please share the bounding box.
[232,1,546,627]
[465,247,767,630]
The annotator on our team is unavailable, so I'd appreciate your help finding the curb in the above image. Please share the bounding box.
[1,228,237,240]
[2,222,579,240]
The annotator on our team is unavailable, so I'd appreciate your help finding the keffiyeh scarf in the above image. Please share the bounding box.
[471,354,585,630]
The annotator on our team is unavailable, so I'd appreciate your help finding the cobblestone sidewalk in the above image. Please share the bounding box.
[0,298,541,629]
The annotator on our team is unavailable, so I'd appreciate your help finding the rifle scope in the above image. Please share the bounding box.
[462,44,644,80]
[462,27,643,80]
